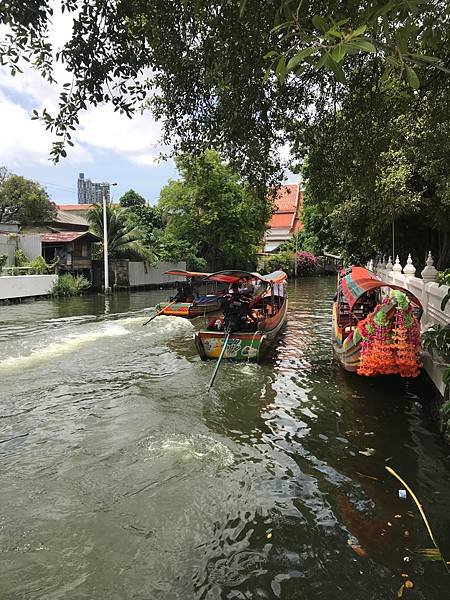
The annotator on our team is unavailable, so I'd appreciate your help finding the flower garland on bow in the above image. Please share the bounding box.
[357,291,421,377]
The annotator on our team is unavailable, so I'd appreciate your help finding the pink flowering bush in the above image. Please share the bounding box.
[295,251,317,276]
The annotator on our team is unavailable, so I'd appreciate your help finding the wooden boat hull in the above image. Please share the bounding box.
[332,302,361,372]
[155,300,221,318]
[194,298,288,362]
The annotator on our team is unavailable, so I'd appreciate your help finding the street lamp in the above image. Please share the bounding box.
[102,182,117,294]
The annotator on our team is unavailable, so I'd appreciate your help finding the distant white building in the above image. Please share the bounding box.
[77,173,110,204]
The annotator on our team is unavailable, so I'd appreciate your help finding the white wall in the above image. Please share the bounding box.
[0,234,15,266]
[19,234,42,260]
[0,233,42,266]
[128,261,187,287]
[0,274,58,300]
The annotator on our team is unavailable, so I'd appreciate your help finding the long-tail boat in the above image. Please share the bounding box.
[332,266,423,377]
[155,270,223,318]
[194,270,288,362]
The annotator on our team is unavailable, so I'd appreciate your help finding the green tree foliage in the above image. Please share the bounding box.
[2,1,447,182]
[158,150,272,270]
[296,70,450,266]
[88,204,155,263]
[0,170,56,225]
[1,2,449,263]
[260,251,295,275]
[154,230,207,272]
[119,189,146,208]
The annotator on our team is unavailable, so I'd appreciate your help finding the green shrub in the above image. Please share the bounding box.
[0,254,7,270]
[29,256,50,274]
[260,251,295,275]
[51,274,90,297]
[14,249,29,266]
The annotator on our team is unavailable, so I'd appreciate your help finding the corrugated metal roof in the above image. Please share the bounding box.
[57,204,94,211]
[41,231,100,243]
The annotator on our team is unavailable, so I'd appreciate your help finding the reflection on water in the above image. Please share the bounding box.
[0,281,449,599]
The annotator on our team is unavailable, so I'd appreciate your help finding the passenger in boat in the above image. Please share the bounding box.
[170,282,193,303]
[221,282,254,332]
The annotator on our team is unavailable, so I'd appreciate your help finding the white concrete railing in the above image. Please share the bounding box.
[0,274,58,300]
[368,252,449,329]
[368,252,449,395]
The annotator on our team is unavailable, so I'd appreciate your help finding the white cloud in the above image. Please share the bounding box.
[129,153,162,167]
[0,2,170,170]
[0,89,91,167]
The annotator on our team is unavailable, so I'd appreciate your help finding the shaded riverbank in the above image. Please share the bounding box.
[0,279,449,599]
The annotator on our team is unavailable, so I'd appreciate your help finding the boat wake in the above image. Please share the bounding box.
[147,433,234,468]
[0,323,129,371]
[142,316,195,337]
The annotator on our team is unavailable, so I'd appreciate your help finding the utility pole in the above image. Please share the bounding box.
[102,182,117,294]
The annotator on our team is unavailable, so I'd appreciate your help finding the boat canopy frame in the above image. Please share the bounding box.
[340,266,423,312]
[203,269,287,285]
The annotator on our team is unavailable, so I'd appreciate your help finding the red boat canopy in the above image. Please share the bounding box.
[204,270,287,284]
[341,266,422,311]
[164,269,210,278]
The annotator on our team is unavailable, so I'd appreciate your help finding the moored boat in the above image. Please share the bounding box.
[155,270,223,318]
[194,270,288,362]
[332,266,423,377]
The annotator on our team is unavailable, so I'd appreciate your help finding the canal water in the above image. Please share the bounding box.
[1,279,449,599]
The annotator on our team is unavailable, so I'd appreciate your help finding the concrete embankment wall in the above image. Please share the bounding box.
[128,261,186,287]
[0,274,58,301]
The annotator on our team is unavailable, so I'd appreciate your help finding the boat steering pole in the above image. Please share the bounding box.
[207,329,231,392]
[142,299,177,326]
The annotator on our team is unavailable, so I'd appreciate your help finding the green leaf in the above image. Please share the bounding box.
[286,47,316,72]
[350,38,376,53]
[406,65,420,89]
[326,29,343,40]
[314,52,327,70]
[271,21,291,35]
[331,62,346,83]
[275,55,287,84]
[263,50,278,59]
[348,24,368,39]
[312,15,328,33]
[411,54,440,64]
[332,45,347,63]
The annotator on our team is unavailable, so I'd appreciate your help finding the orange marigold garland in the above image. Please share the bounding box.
[357,304,398,376]
[357,292,421,378]
[392,301,422,378]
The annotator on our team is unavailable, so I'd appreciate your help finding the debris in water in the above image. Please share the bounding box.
[405,580,414,589]
[350,544,368,557]
[358,448,375,456]
[399,489,407,499]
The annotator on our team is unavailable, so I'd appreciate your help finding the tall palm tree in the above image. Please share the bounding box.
[89,203,156,263]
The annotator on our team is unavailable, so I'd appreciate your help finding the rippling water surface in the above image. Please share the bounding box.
[1,280,449,599]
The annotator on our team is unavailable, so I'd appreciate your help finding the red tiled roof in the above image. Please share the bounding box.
[269,213,295,229]
[41,231,100,243]
[274,184,299,212]
[57,204,94,211]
